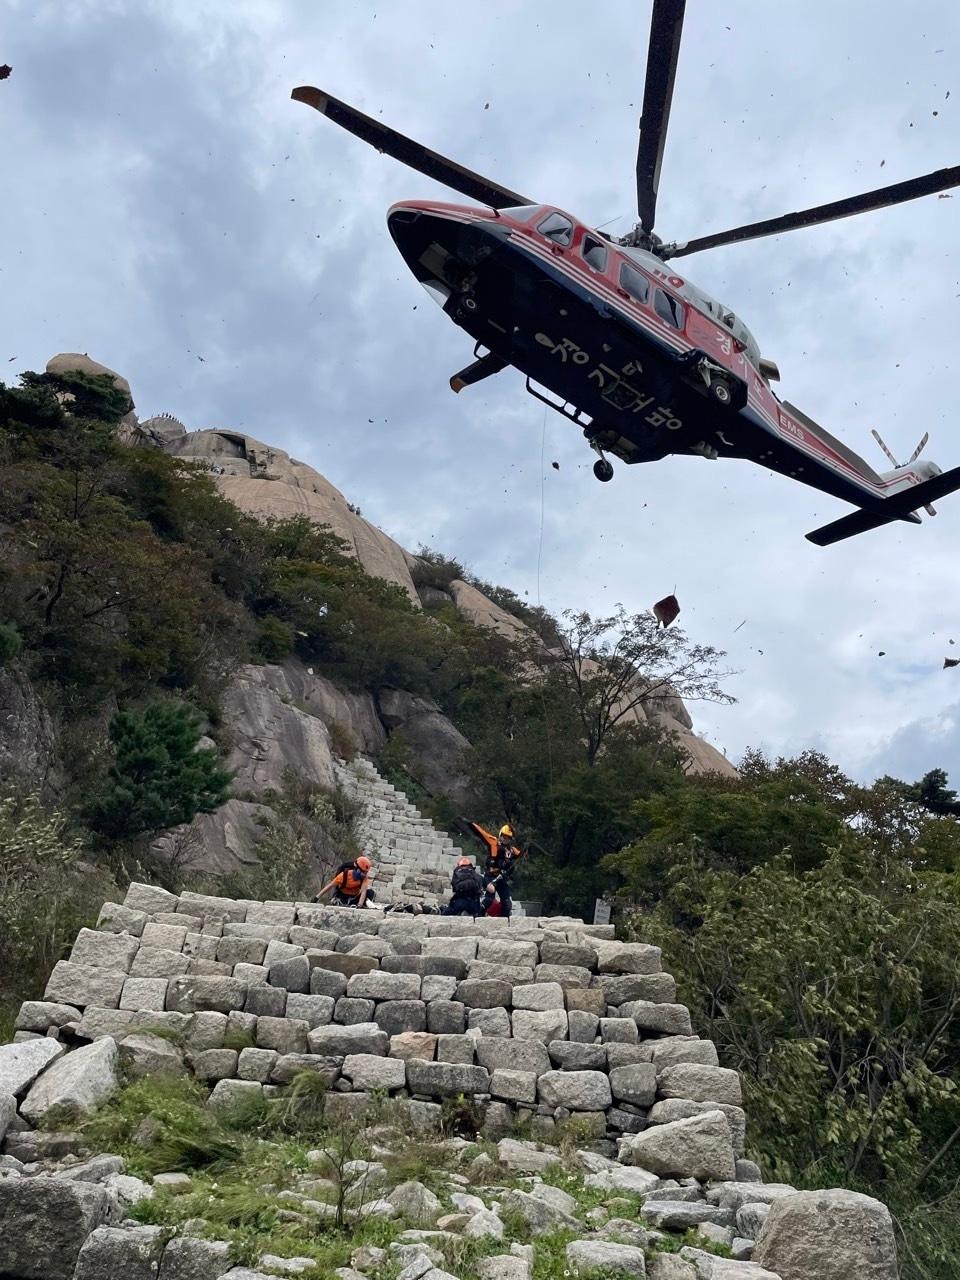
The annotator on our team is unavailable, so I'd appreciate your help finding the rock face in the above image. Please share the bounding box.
[222,664,337,795]
[161,428,420,602]
[145,406,733,779]
[32,353,734,890]
[0,1176,116,1279]
[376,689,475,807]
[273,659,385,755]
[621,1110,736,1182]
[151,798,273,876]
[447,579,532,644]
[0,1038,65,1097]
[152,661,385,877]
[20,1038,119,1123]
[752,1188,899,1280]
[0,663,61,794]
[45,352,131,398]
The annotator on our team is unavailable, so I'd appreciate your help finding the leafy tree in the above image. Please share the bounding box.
[909,768,960,817]
[0,374,245,710]
[613,764,852,903]
[528,605,734,767]
[622,763,960,1280]
[90,702,231,840]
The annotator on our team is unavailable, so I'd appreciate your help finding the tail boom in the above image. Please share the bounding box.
[806,464,960,546]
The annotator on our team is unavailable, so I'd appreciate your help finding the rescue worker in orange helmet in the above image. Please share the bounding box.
[314,855,375,908]
[444,856,484,917]
[460,820,524,918]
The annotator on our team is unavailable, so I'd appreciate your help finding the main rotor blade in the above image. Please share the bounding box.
[666,164,960,258]
[292,86,534,210]
[636,0,686,232]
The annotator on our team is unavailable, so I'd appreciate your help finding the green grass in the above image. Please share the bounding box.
[132,1023,189,1046]
[0,1001,17,1044]
[379,1136,460,1193]
[76,1073,745,1279]
[131,1175,406,1276]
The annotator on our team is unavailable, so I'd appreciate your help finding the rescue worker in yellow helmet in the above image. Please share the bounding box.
[314,855,375,908]
[460,819,523,918]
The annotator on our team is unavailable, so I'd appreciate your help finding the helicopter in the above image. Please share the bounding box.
[293,0,960,545]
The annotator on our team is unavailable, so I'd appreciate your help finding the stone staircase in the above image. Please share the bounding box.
[333,756,468,908]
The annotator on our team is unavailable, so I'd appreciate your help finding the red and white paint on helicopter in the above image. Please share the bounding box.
[390,198,933,503]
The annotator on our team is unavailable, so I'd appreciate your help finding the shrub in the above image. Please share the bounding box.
[411,546,464,591]
[0,791,108,1015]
[254,614,295,662]
[0,622,21,665]
[88,701,232,840]
[327,720,359,762]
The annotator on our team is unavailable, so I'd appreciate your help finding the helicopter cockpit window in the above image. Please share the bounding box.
[654,288,685,330]
[499,204,540,222]
[582,235,607,272]
[619,262,650,303]
[537,212,573,246]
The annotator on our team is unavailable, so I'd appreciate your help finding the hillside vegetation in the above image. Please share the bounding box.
[1,369,959,1276]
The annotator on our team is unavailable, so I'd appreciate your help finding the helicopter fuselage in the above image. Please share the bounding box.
[387,199,939,517]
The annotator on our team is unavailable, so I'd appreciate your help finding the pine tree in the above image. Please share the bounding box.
[90,702,231,839]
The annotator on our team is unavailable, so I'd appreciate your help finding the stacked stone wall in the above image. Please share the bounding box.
[7,885,743,1156]
[0,884,901,1279]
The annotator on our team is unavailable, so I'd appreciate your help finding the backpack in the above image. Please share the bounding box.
[452,864,480,896]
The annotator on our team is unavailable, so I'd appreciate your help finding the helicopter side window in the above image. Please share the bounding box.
[582,235,607,272]
[537,212,573,246]
[654,288,685,330]
[619,262,650,303]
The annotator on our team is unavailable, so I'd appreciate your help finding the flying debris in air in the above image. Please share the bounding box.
[878,651,886,657]
[0,65,12,81]
[551,461,560,470]
[653,594,680,628]
[945,658,960,670]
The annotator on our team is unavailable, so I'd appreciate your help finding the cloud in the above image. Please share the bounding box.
[3,0,960,787]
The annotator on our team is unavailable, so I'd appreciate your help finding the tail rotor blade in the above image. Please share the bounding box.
[908,431,930,464]
[871,428,899,468]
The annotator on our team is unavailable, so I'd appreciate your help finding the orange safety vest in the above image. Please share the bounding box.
[467,822,523,877]
[334,864,366,897]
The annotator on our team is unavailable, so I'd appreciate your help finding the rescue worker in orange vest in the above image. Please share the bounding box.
[314,855,375,908]
[462,821,523,918]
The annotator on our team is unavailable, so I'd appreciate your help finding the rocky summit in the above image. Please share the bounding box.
[0,884,898,1279]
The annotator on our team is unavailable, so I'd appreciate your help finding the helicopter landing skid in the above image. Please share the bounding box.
[523,379,616,481]
[523,377,593,430]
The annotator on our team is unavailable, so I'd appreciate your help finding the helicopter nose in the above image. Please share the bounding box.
[387,203,508,302]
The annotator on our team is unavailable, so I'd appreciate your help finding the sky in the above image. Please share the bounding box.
[2,0,959,785]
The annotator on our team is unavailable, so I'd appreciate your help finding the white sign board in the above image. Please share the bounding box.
[593,898,611,925]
